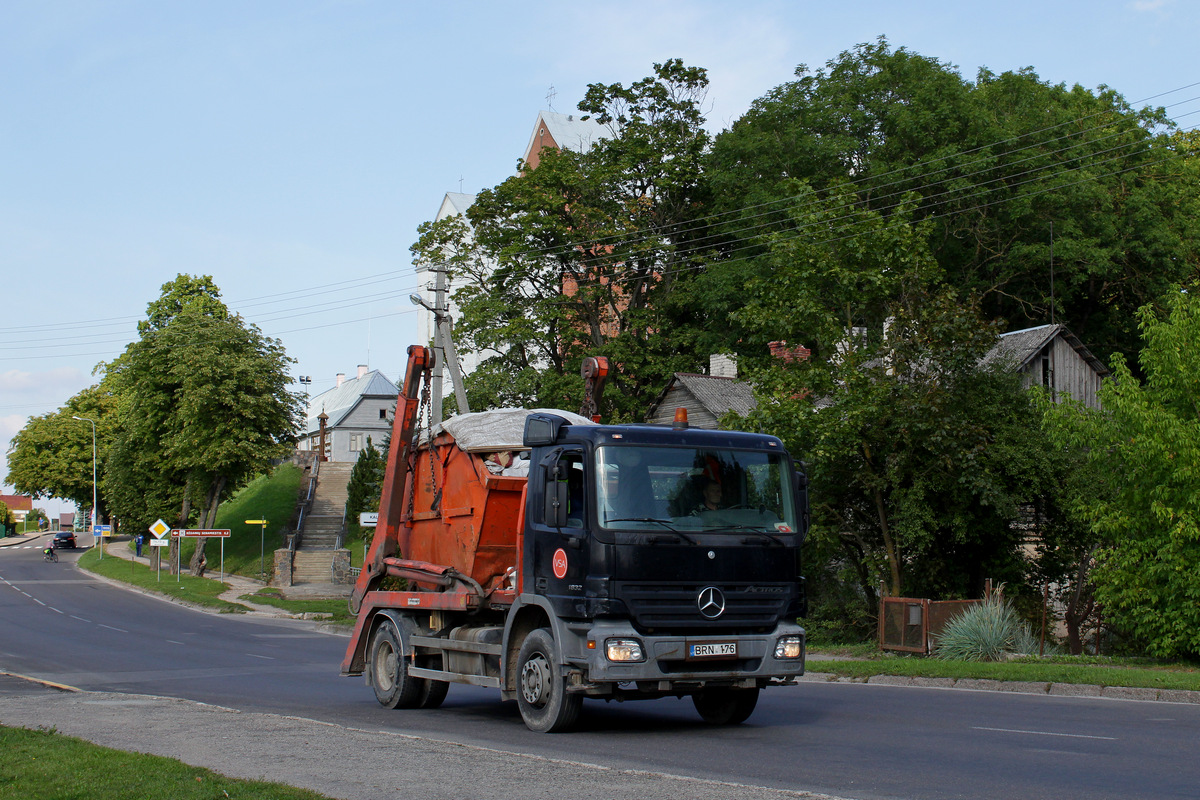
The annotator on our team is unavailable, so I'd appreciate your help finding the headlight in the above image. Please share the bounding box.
[774,635,803,660]
[605,638,645,662]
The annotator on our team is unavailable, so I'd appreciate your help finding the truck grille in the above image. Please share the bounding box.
[615,582,793,633]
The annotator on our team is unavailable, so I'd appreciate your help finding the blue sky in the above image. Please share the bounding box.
[2,0,1196,514]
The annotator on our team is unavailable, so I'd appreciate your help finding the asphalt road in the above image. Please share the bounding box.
[3,535,1199,800]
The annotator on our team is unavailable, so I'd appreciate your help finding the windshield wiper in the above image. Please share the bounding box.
[735,529,786,546]
[607,517,698,544]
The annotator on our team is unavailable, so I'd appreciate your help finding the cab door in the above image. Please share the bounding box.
[526,446,589,617]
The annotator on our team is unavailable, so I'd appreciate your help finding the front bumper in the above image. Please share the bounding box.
[565,619,806,690]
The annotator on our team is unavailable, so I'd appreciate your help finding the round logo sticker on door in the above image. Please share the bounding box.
[552,547,568,579]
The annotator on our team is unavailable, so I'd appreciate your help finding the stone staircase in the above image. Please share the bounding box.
[293,461,353,584]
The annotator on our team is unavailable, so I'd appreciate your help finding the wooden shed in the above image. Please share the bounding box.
[645,373,758,429]
[981,324,1109,409]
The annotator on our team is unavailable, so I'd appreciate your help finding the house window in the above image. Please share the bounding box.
[379,408,387,420]
[349,433,363,452]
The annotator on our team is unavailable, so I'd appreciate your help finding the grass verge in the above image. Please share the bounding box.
[174,463,305,580]
[244,588,355,624]
[0,724,330,800]
[78,548,250,614]
[808,648,1200,692]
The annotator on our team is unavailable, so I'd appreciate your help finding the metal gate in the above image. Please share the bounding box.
[879,597,981,654]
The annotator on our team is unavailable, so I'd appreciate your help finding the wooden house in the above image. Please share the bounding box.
[981,324,1109,409]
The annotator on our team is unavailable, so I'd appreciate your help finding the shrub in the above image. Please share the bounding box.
[934,594,1026,661]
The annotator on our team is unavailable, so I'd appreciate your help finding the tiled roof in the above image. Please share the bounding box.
[650,373,758,422]
[440,192,476,218]
[304,370,398,435]
[525,111,608,159]
[0,494,32,511]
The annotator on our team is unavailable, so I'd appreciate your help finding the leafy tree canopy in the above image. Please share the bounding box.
[5,382,116,515]
[412,60,714,420]
[1044,285,1200,658]
[702,37,1199,365]
[105,275,301,558]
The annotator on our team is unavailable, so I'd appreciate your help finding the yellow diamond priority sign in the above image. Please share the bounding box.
[149,518,171,539]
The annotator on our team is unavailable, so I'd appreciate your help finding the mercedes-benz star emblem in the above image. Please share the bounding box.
[697,586,726,619]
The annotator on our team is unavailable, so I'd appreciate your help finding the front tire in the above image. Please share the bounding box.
[368,622,425,709]
[692,687,760,725]
[516,628,581,733]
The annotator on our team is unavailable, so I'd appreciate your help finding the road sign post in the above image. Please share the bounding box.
[148,519,171,582]
[245,520,268,580]
[179,530,231,578]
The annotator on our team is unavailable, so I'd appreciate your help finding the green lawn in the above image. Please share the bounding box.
[245,588,355,624]
[808,648,1200,692]
[0,725,330,800]
[79,548,250,613]
[173,463,304,579]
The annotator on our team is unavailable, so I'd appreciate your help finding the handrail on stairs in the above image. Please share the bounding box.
[293,462,319,552]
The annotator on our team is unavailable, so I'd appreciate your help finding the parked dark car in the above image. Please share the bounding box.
[51,531,77,549]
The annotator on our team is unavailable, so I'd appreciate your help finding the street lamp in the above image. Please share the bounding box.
[71,415,99,559]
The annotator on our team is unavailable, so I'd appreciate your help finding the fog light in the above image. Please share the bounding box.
[775,635,803,660]
[605,638,645,662]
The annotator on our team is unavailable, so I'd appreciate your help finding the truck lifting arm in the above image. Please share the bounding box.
[579,356,609,422]
[349,344,433,614]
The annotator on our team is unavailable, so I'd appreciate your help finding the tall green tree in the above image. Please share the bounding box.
[702,38,1199,365]
[1044,286,1200,658]
[412,60,713,420]
[344,435,386,544]
[726,184,1060,630]
[106,275,302,574]
[6,382,116,522]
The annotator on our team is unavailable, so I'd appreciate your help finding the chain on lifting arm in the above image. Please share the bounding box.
[580,356,610,422]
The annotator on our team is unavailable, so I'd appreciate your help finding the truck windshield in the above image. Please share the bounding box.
[595,445,798,534]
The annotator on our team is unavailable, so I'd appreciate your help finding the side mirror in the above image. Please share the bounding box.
[524,413,567,447]
[793,464,810,542]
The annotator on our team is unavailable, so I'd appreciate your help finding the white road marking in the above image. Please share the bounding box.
[973,726,1116,741]
[166,640,185,645]
[71,615,91,623]
[98,624,128,633]
[48,607,63,614]
[33,598,45,606]
[246,653,275,660]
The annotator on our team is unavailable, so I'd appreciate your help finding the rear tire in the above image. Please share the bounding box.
[417,650,449,709]
[692,688,759,725]
[368,622,425,709]
[516,628,581,733]
[419,679,449,709]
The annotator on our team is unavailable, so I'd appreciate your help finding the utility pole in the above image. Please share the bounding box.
[431,265,448,422]
[410,266,469,420]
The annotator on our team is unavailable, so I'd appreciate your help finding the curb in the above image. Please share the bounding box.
[798,670,1200,704]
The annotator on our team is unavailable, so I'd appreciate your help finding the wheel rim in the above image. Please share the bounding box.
[374,640,397,692]
[520,652,551,707]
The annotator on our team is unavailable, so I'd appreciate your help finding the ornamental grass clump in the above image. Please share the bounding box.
[933,594,1027,662]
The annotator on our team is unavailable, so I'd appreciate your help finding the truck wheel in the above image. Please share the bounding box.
[692,688,760,725]
[516,628,581,733]
[369,622,424,709]
[419,679,449,709]
[418,653,449,709]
